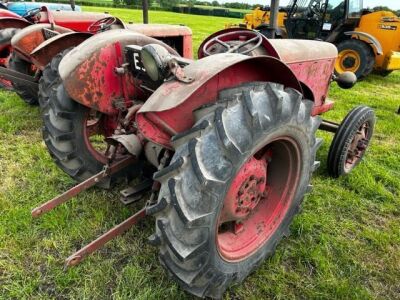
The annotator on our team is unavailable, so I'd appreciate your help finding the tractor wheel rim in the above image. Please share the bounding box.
[216,137,301,261]
[0,48,13,89]
[0,78,13,90]
[344,121,370,172]
[82,109,117,164]
[336,50,361,73]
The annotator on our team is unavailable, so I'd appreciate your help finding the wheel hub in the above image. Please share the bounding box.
[216,140,301,262]
[345,122,370,169]
[236,176,266,216]
[343,56,356,68]
[220,156,267,222]
[336,49,361,73]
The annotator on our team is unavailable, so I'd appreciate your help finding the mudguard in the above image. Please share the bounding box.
[0,9,23,19]
[11,24,72,60]
[59,30,180,115]
[198,28,337,112]
[345,31,383,55]
[0,16,31,30]
[136,53,302,148]
[30,32,93,69]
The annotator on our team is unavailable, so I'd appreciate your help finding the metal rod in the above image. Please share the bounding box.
[319,119,340,133]
[269,0,280,38]
[31,157,135,218]
[142,0,149,24]
[65,208,147,267]
[0,66,39,90]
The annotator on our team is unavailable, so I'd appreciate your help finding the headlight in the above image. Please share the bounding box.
[140,44,172,81]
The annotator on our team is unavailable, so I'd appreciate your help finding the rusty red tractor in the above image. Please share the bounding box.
[0,6,115,100]
[0,7,193,107]
[30,27,375,298]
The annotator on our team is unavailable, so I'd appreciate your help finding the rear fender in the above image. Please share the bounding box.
[137,54,302,148]
[0,10,22,19]
[0,16,31,30]
[59,30,180,116]
[345,31,383,55]
[11,24,72,61]
[30,32,93,69]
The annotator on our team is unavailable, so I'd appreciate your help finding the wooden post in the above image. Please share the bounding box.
[70,0,76,11]
[143,0,149,24]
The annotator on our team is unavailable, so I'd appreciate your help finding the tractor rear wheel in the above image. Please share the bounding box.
[41,52,141,185]
[335,39,375,79]
[38,48,71,109]
[327,106,375,177]
[148,82,322,298]
[9,52,38,105]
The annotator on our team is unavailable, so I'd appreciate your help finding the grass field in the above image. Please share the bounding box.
[0,7,400,300]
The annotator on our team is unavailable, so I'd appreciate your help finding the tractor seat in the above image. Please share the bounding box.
[269,39,338,63]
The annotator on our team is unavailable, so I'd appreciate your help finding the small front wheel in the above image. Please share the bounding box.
[327,106,375,177]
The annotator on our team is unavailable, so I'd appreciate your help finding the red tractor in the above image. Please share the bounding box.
[0,8,193,106]
[31,27,375,298]
[0,6,113,101]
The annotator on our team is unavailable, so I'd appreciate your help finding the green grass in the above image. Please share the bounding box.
[1,7,400,300]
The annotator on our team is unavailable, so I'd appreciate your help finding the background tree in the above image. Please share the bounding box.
[159,0,180,8]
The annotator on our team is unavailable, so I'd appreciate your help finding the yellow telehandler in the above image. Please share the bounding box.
[231,0,400,78]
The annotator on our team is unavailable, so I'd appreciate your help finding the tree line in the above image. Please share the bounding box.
[112,0,399,15]
[112,0,265,10]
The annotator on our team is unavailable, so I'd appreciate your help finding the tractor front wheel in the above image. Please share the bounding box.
[148,82,322,298]
[335,39,375,79]
[327,106,375,177]
[9,52,39,105]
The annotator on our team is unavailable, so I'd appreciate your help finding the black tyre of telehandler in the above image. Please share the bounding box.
[148,82,322,298]
[335,39,375,79]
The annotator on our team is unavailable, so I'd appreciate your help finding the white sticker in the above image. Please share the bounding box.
[323,23,332,31]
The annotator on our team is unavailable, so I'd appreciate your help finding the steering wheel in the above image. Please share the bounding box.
[202,31,263,57]
[22,7,41,21]
[88,17,117,33]
[308,0,323,17]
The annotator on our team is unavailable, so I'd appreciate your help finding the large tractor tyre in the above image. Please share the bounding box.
[335,39,375,79]
[148,82,322,298]
[374,69,393,77]
[38,48,71,109]
[41,79,140,186]
[327,106,375,178]
[9,52,39,105]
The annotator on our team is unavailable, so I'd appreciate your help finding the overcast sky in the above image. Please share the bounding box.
[219,0,400,10]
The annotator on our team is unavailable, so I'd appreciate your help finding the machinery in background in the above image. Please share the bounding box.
[229,0,400,78]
